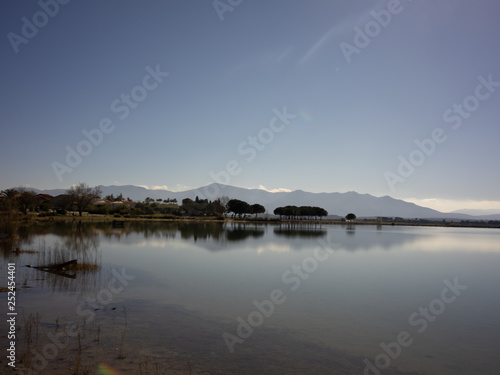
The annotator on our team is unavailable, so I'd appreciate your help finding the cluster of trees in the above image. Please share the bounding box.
[0,184,102,217]
[1,183,358,222]
[89,196,266,219]
[89,201,177,217]
[226,199,265,218]
[143,197,178,204]
[104,193,133,202]
[273,205,328,220]
[0,188,40,214]
[90,196,182,216]
[179,197,227,217]
[89,195,229,218]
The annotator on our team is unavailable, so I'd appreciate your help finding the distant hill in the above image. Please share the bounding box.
[451,209,500,220]
[27,183,493,220]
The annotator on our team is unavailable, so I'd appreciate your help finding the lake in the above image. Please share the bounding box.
[2,221,499,374]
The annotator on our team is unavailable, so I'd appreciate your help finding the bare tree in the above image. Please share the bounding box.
[218,195,230,210]
[67,183,102,216]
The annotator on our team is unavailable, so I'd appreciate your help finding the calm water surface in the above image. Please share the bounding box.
[1,221,499,374]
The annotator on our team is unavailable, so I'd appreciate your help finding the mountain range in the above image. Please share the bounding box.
[28,184,500,221]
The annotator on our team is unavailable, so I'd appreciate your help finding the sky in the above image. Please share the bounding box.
[1,0,499,213]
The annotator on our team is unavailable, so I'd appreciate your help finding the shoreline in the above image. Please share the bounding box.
[14,214,500,229]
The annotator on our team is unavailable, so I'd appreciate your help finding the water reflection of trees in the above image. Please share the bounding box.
[5,221,104,253]
[2,221,104,295]
[0,238,15,257]
[178,222,225,242]
[344,223,356,236]
[2,221,273,261]
[28,243,104,296]
[124,221,177,240]
[112,221,265,244]
[225,223,265,242]
[273,223,327,239]
[61,221,100,254]
[1,221,429,270]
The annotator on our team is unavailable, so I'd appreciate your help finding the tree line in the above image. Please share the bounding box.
[0,184,102,217]
[224,199,265,218]
[273,205,328,220]
[1,183,340,221]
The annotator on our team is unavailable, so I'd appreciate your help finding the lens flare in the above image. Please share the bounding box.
[299,110,313,122]
[98,363,122,375]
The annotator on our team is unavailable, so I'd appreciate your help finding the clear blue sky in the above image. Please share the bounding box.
[1,0,499,212]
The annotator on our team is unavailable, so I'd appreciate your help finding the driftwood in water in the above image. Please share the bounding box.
[26,259,78,279]
[26,259,77,270]
[52,259,77,270]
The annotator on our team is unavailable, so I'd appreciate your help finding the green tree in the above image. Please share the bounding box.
[212,199,227,215]
[274,205,327,220]
[182,198,194,206]
[2,189,18,199]
[16,188,38,214]
[39,200,53,212]
[227,199,252,218]
[283,205,299,219]
[298,206,313,219]
[274,207,284,219]
[0,189,18,212]
[346,213,356,221]
[314,207,328,220]
[251,203,265,218]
